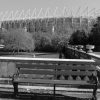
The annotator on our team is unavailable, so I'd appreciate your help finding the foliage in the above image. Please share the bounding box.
[1,28,35,52]
[88,22,100,45]
[51,34,69,51]
[32,32,69,52]
[88,18,100,51]
[69,30,88,45]
[51,34,61,51]
[33,32,52,52]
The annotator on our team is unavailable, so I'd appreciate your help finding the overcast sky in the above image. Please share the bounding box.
[0,0,100,20]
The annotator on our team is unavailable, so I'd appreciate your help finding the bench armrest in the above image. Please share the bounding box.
[88,71,98,85]
[95,66,100,83]
[12,68,20,81]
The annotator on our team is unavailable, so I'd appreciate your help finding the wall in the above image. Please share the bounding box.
[0,62,16,78]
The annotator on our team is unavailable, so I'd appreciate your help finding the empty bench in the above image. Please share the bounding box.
[11,58,99,98]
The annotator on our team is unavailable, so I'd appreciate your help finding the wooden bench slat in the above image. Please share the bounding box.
[17,64,96,70]
[56,65,96,70]
[14,78,94,85]
[19,69,55,75]
[19,69,95,76]
[56,70,95,76]
[17,64,56,69]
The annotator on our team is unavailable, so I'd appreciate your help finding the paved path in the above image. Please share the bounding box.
[0,84,100,99]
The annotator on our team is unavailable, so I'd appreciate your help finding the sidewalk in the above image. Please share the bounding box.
[0,84,100,98]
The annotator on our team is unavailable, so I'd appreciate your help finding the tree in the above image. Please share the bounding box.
[89,23,100,45]
[69,30,88,45]
[51,34,69,52]
[1,28,35,53]
[33,32,52,52]
[88,17,100,51]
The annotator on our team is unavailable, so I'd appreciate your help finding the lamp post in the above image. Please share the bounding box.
[52,25,55,35]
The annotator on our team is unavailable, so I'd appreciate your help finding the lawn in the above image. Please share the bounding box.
[1,52,65,59]
[1,52,60,58]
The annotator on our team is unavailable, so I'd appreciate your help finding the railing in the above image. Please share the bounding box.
[63,45,92,59]
[63,45,100,60]
[0,56,97,79]
[87,53,100,60]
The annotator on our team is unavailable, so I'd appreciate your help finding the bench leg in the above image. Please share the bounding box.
[54,84,56,97]
[13,82,18,97]
[92,85,97,100]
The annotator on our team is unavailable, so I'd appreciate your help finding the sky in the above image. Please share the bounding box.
[0,0,100,20]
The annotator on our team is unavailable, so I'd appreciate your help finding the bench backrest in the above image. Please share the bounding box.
[16,59,97,81]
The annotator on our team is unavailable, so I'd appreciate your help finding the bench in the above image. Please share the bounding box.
[12,58,99,99]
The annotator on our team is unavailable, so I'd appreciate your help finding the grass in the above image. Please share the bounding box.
[2,52,61,58]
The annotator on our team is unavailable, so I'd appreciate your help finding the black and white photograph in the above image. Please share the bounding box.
[0,0,100,100]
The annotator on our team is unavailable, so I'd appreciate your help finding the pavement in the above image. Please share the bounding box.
[0,84,100,99]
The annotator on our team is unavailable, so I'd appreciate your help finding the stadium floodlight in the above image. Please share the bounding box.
[88,8,96,18]
[31,8,37,19]
[95,9,100,17]
[75,7,81,17]
[7,11,14,21]
[70,9,73,18]
[81,7,88,18]
[37,8,43,18]
[53,7,58,18]
[2,11,8,21]
[45,7,51,18]
[63,7,68,17]
[18,10,25,20]
[0,12,4,21]
[13,10,19,20]
[24,9,31,20]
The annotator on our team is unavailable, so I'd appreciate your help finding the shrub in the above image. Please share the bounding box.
[1,28,35,52]
[88,18,100,51]
[69,30,88,45]
[32,32,69,52]
[51,35,61,51]
[89,23,100,45]
[33,32,52,52]
[51,34,69,52]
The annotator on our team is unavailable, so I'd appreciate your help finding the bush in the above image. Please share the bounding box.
[69,30,88,45]
[88,18,100,51]
[1,28,35,52]
[33,32,52,52]
[32,32,69,52]
[51,35,61,51]
[89,23,100,45]
[51,34,69,52]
